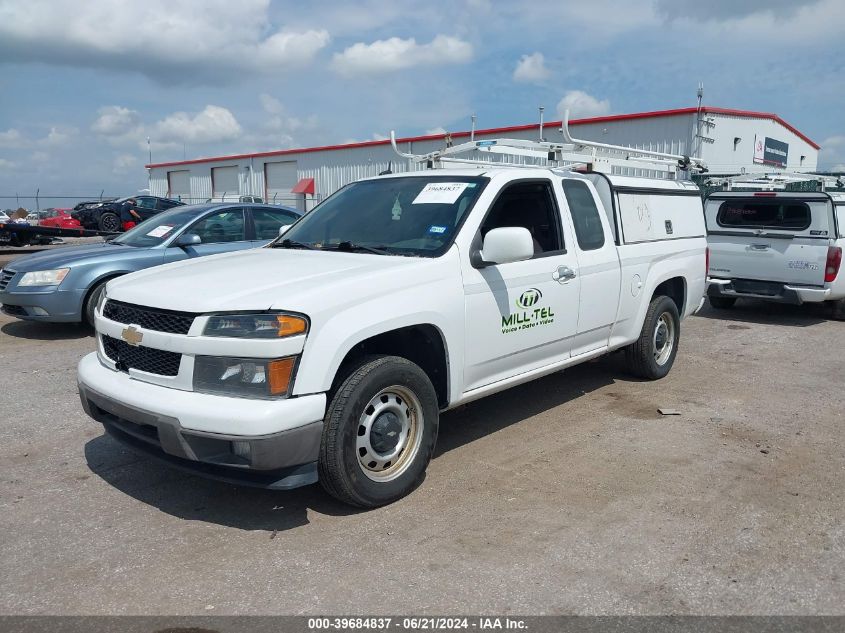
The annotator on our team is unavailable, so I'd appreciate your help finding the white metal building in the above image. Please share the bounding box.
[146,106,820,209]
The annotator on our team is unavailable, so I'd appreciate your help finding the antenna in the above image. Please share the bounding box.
[696,82,704,109]
[538,106,545,142]
[470,114,477,142]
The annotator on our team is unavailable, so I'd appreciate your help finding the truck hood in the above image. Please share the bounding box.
[106,248,437,314]
[3,242,139,272]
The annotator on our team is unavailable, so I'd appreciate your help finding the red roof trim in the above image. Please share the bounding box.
[146,106,818,168]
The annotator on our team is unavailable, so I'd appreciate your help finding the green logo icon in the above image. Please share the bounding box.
[516,288,542,309]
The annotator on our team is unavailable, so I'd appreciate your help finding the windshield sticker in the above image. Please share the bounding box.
[391,196,403,221]
[428,225,447,234]
[501,288,556,334]
[146,225,174,238]
[412,182,469,205]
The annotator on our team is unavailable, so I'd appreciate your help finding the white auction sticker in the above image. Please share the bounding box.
[146,225,174,238]
[412,182,469,205]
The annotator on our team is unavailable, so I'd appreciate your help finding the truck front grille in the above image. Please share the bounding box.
[0,269,15,291]
[102,335,182,376]
[103,300,196,334]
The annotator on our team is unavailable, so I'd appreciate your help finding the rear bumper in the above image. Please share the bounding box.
[707,278,831,305]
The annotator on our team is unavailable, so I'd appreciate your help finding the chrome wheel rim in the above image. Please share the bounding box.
[356,385,423,482]
[653,312,675,366]
[101,214,119,231]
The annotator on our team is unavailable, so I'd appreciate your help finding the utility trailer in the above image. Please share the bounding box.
[0,222,119,247]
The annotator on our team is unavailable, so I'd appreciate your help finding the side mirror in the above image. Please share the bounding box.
[278,225,292,236]
[475,227,534,266]
[176,233,202,247]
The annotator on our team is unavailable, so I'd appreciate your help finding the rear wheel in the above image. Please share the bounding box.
[98,212,120,232]
[625,295,680,380]
[709,296,737,310]
[318,355,439,508]
[830,298,845,321]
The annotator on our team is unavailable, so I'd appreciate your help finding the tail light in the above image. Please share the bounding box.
[705,246,710,276]
[825,246,842,283]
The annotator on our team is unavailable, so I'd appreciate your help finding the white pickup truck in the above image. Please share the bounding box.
[706,191,845,318]
[78,163,707,507]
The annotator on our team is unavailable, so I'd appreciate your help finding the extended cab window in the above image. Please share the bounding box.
[717,200,811,231]
[480,181,562,256]
[562,180,605,250]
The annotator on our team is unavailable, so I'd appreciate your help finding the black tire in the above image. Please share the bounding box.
[830,298,845,321]
[318,355,439,508]
[625,295,680,380]
[98,212,120,232]
[709,296,737,310]
[83,279,111,328]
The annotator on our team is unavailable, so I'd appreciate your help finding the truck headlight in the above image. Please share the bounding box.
[203,312,307,338]
[193,356,297,398]
[18,268,70,287]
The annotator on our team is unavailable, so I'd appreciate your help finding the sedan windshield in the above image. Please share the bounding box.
[277,175,488,256]
[112,206,203,247]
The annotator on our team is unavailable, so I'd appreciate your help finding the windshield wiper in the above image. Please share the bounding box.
[328,241,392,255]
[271,238,317,250]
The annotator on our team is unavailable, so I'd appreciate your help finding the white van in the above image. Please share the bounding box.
[706,191,845,318]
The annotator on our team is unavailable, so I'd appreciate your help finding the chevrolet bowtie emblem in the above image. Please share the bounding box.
[121,325,143,346]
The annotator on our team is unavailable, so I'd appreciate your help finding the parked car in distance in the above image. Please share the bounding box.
[0,203,301,326]
[72,196,185,232]
[37,208,80,229]
[0,210,9,223]
[78,166,707,507]
[706,191,845,318]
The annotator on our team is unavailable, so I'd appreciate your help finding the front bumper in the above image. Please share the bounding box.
[78,352,326,489]
[0,286,86,322]
[707,278,831,305]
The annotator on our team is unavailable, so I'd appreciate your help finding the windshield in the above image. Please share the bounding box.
[277,175,488,256]
[112,206,203,247]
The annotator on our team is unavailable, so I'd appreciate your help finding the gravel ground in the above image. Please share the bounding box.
[0,294,842,615]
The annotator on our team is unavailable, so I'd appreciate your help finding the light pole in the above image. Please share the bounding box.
[146,136,152,193]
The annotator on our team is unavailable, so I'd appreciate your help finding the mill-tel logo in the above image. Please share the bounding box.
[502,288,555,334]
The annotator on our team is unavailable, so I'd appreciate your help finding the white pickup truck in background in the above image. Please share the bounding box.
[706,191,845,318]
[77,136,708,507]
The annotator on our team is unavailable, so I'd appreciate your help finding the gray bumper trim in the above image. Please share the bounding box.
[79,384,321,490]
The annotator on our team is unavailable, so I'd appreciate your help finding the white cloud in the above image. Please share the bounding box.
[513,52,550,83]
[0,0,330,84]
[425,127,448,136]
[0,128,25,148]
[819,135,845,171]
[556,90,611,119]
[38,126,77,147]
[151,105,242,146]
[92,106,142,137]
[113,153,138,174]
[0,158,15,169]
[333,35,473,75]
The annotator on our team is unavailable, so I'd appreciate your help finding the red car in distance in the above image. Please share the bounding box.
[37,208,81,229]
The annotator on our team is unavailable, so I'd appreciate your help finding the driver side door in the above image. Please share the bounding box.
[462,179,580,392]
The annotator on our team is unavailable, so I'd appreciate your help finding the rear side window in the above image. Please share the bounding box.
[717,200,811,231]
[253,207,300,239]
[561,180,605,250]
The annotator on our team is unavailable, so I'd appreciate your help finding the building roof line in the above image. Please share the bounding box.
[145,106,819,169]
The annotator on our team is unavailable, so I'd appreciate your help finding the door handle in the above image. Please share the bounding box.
[552,265,577,283]
[749,244,770,251]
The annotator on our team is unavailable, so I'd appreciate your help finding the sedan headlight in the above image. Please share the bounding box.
[193,356,297,399]
[18,268,70,287]
[203,312,307,338]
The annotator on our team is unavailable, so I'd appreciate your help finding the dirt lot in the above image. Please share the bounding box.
[0,285,843,615]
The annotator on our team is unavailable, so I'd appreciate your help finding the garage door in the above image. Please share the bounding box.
[265,161,298,205]
[212,166,239,200]
[167,170,191,202]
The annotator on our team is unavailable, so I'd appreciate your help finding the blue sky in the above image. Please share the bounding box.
[0,0,842,206]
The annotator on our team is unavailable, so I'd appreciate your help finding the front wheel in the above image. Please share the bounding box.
[624,295,680,380]
[318,356,439,508]
[98,212,120,232]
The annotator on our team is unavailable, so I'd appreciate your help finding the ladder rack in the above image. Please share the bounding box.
[391,110,708,177]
